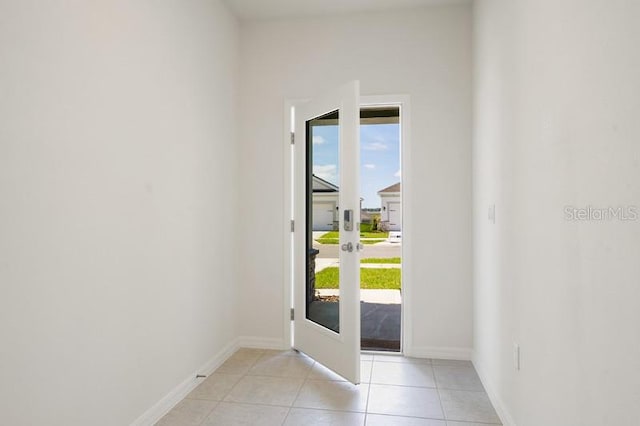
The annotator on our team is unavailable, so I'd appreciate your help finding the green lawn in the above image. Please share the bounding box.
[319,230,389,239]
[315,267,401,290]
[360,223,374,232]
[360,231,389,238]
[361,257,401,264]
[316,238,385,245]
[315,238,339,245]
[318,231,339,239]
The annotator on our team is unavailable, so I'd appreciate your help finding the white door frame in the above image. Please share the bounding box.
[283,94,412,355]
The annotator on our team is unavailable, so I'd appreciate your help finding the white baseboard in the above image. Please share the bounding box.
[406,345,473,360]
[130,337,240,426]
[472,357,517,426]
[237,336,288,350]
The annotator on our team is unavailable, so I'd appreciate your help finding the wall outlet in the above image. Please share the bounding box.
[513,343,521,371]
[488,204,496,224]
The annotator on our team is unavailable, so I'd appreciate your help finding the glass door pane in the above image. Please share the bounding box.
[306,110,340,333]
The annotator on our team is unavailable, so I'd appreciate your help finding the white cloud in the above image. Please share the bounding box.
[394,170,401,178]
[362,142,388,151]
[313,164,337,182]
[312,135,326,145]
[364,164,376,170]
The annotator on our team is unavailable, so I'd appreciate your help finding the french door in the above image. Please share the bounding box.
[293,81,361,384]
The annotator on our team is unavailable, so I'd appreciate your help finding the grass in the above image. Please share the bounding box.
[319,231,340,238]
[361,239,386,245]
[358,223,388,238]
[316,238,385,245]
[316,238,339,245]
[315,267,401,290]
[360,231,389,238]
[318,229,389,240]
[361,257,401,264]
[360,223,374,232]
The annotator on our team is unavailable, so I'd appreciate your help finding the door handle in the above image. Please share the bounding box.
[341,242,353,252]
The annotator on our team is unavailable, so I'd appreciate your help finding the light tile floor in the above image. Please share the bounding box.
[156,349,501,426]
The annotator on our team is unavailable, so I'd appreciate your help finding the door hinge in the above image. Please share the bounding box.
[290,220,295,232]
[290,308,295,321]
[290,132,295,145]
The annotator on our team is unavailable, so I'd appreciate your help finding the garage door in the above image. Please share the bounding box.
[313,203,335,231]
[387,202,402,231]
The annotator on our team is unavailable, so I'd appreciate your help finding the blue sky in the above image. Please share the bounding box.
[312,123,400,208]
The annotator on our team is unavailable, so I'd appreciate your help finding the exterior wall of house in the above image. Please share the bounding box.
[237,4,473,357]
[380,194,401,231]
[312,193,339,231]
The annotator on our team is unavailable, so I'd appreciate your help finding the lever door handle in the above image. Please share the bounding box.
[341,242,354,252]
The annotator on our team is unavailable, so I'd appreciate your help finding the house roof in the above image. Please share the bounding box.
[377,182,401,194]
[312,175,339,192]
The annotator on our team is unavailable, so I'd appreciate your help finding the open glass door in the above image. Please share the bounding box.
[293,81,361,384]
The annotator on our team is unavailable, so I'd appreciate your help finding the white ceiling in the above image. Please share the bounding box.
[222,0,470,21]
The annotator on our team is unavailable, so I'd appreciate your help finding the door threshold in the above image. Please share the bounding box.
[361,349,402,356]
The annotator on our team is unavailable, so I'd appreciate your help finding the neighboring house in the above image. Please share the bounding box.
[378,182,401,231]
[312,175,339,231]
[312,175,366,231]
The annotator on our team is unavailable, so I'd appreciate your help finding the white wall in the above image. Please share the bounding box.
[237,5,473,356]
[473,1,640,424]
[0,1,239,425]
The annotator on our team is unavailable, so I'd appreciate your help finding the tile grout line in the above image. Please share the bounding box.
[363,357,375,425]
[230,349,298,426]
[280,359,315,425]
[279,406,293,426]
[200,348,266,423]
[191,400,219,426]
[168,348,500,426]
[433,364,449,424]
[166,347,265,426]
[221,349,264,398]
[358,411,499,424]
